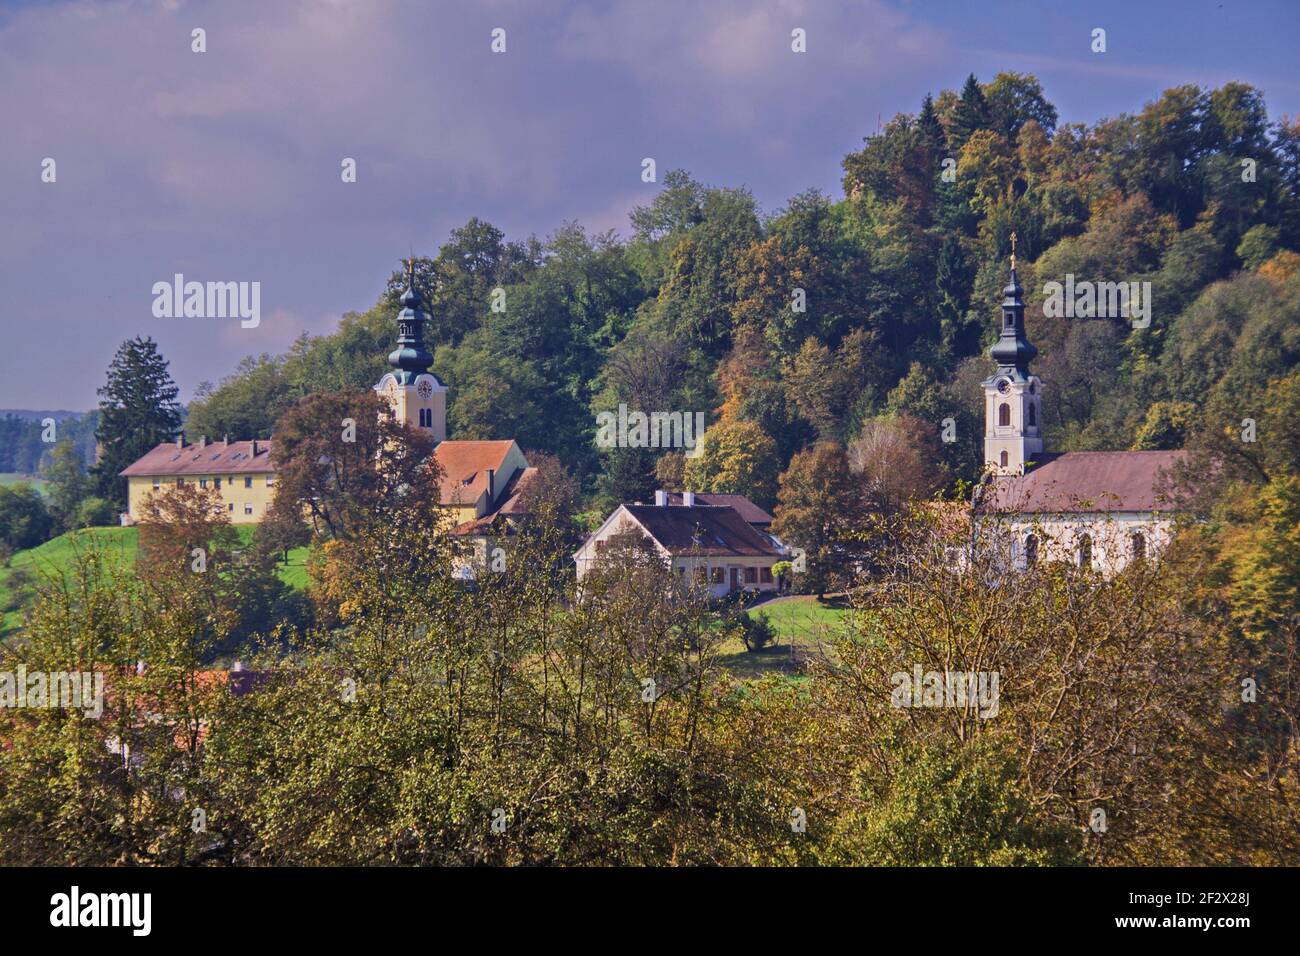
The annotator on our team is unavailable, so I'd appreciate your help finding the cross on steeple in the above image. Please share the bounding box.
[1010,231,1018,270]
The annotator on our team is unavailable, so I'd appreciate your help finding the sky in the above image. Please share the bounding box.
[1,0,1297,411]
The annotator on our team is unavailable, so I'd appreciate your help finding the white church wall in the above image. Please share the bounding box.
[980,513,1177,576]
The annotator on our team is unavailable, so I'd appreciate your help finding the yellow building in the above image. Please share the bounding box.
[120,437,276,524]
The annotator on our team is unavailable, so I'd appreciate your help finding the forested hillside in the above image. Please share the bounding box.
[183,73,1299,511]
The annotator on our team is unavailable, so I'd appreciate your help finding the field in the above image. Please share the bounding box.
[715,594,852,679]
[0,526,309,637]
[0,473,49,496]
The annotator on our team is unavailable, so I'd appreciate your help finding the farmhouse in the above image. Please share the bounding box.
[575,490,785,596]
[972,252,1186,575]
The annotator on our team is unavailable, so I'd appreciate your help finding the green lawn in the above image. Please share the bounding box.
[0,473,49,496]
[1,525,311,637]
[715,594,851,680]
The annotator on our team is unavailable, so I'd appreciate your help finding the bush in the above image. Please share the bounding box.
[735,612,777,652]
[74,496,117,528]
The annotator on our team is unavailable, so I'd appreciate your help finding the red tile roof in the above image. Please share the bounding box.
[976,451,1188,514]
[624,504,782,557]
[663,492,773,525]
[432,440,516,506]
[119,439,276,477]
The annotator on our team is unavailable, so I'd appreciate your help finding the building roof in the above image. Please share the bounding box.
[623,504,782,557]
[432,440,517,506]
[976,450,1187,515]
[119,439,276,477]
[662,492,774,525]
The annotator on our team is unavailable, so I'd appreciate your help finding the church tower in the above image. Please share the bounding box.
[375,259,447,442]
[983,237,1043,476]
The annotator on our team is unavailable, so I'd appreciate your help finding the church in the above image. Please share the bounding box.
[972,249,1186,575]
[120,261,536,569]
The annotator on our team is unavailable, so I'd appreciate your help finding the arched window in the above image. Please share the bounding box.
[1130,532,1146,562]
[1027,403,1036,427]
[1024,534,1038,568]
[998,403,1011,427]
[999,451,1008,468]
[1077,534,1093,570]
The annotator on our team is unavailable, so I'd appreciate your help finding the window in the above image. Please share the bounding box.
[1024,534,1038,568]
[998,403,1011,427]
[228,503,234,511]
[244,476,253,488]
[1000,451,1008,468]
[152,478,160,489]
[419,408,432,428]
[244,504,254,515]
[694,566,707,583]
[1077,534,1093,570]
[1130,532,1146,562]
[711,567,724,584]
[760,567,773,584]
[744,567,757,584]
[1027,403,1036,427]
[214,478,222,490]
[199,478,208,488]
[266,476,276,487]
[176,478,185,487]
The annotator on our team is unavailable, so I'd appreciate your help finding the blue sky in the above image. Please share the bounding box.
[1,0,1297,410]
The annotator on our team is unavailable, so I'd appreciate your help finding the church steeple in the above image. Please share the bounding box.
[374,256,447,441]
[388,258,435,385]
[989,233,1037,379]
[982,234,1043,476]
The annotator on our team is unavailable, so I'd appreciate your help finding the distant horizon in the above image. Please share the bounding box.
[3,0,1298,409]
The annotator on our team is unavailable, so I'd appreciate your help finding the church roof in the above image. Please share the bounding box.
[119,439,276,477]
[432,439,519,506]
[976,450,1187,515]
[623,504,782,558]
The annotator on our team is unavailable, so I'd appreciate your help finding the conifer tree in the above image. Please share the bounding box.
[92,337,183,506]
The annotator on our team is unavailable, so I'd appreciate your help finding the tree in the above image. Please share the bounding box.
[683,419,780,508]
[0,484,53,551]
[848,414,947,515]
[770,442,864,595]
[93,337,183,506]
[985,72,1058,141]
[949,73,992,152]
[43,438,91,531]
[268,388,440,541]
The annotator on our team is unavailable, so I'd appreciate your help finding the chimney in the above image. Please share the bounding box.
[251,439,260,456]
[177,434,186,449]
[654,490,668,507]
[683,491,696,507]
[198,435,207,449]
[222,434,229,447]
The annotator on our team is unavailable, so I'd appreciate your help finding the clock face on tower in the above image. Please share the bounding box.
[416,379,434,400]
[997,378,1011,394]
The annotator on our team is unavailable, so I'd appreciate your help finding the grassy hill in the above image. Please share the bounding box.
[0,526,309,637]
[714,595,851,679]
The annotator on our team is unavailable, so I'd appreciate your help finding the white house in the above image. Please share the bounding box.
[574,491,785,597]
